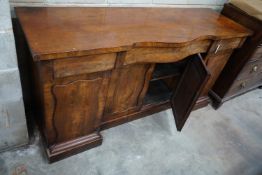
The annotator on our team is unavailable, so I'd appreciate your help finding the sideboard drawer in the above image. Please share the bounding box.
[123,40,211,65]
[209,38,243,54]
[54,53,116,78]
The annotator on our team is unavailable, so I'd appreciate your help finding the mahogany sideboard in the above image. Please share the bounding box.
[15,7,251,162]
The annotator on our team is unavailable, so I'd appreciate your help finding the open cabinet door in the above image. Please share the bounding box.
[171,55,210,131]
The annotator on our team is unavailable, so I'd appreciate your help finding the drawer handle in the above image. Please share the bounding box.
[215,44,221,54]
[252,66,258,72]
[240,82,246,89]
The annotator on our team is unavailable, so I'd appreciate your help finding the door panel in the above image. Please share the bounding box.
[103,64,154,122]
[52,74,109,143]
[171,55,210,131]
[200,50,233,96]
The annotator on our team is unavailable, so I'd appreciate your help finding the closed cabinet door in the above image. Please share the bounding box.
[171,55,210,131]
[51,72,110,143]
[103,63,154,122]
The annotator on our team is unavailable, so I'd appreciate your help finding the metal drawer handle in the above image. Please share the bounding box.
[252,65,258,72]
[215,44,221,54]
[240,82,246,88]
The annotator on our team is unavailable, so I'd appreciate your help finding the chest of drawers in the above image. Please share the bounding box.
[15,7,250,162]
[210,3,262,108]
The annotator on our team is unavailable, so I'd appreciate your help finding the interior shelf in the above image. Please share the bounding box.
[151,60,187,82]
[143,80,172,105]
[145,55,198,106]
[151,64,180,81]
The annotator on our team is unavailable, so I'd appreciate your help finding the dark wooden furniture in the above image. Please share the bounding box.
[15,7,251,162]
[211,3,262,108]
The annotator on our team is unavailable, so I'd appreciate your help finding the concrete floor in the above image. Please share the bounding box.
[0,89,262,175]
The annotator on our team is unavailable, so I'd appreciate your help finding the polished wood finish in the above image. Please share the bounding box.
[210,3,262,108]
[123,40,211,65]
[103,63,154,121]
[200,50,234,96]
[15,7,251,163]
[16,7,250,61]
[53,53,116,78]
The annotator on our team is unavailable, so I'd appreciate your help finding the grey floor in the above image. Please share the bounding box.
[1,89,262,175]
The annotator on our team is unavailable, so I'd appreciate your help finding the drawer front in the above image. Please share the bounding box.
[227,73,262,97]
[54,53,116,78]
[209,38,243,54]
[237,59,262,80]
[249,44,262,62]
[123,40,211,65]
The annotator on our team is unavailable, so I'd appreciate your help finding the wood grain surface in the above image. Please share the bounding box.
[16,7,251,60]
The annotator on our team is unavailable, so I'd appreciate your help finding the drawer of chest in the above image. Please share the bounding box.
[249,44,262,62]
[53,53,116,78]
[227,73,262,97]
[237,59,262,80]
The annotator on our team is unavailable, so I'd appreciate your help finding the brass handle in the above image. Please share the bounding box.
[252,65,258,72]
[240,82,246,88]
[215,44,221,54]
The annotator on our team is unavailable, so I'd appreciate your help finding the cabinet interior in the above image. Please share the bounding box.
[143,55,197,106]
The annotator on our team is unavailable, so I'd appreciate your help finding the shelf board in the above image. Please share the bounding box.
[144,80,172,106]
[151,62,186,81]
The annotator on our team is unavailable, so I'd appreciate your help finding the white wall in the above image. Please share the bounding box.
[0,0,28,151]
[10,0,228,10]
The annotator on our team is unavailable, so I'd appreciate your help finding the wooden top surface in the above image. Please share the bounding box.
[16,7,251,61]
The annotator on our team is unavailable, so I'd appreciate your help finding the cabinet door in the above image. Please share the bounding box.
[103,64,154,121]
[171,56,210,131]
[52,73,109,143]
